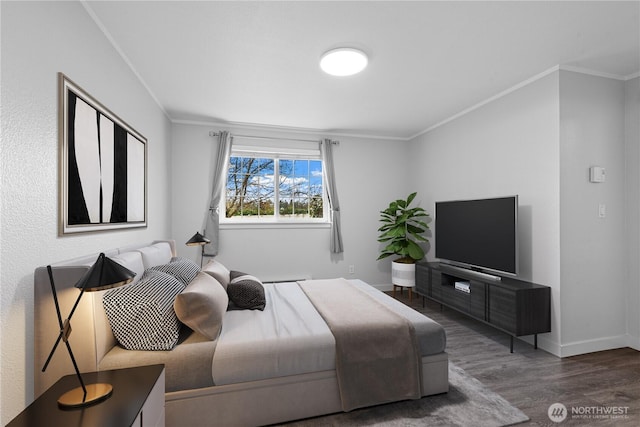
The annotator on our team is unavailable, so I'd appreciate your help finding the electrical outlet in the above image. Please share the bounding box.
[348,265,355,275]
[599,203,606,218]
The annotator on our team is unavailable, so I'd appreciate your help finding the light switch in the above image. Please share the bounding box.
[590,166,605,183]
[599,204,606,218]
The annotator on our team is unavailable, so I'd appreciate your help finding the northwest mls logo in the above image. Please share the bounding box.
[548,402,568,423]
[548,402,630,423]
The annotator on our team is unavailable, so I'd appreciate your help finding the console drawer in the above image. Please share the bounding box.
[430,270,442,300]
[440,283,469,312]
[469,281,486,320]
[488,286,517,334]
[415,263,429,296]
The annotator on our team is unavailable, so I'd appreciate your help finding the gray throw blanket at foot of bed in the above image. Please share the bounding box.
[298,278,422,411]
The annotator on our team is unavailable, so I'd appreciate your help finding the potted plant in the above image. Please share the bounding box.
[377,192,429,288]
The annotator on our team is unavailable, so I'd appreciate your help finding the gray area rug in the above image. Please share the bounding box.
[280,364,529,426]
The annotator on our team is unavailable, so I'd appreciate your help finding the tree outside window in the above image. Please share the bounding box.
[225,156,324,221]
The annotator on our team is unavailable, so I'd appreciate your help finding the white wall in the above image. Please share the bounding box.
[407,69,639,357]
[406,72,562,354]
[625,77,640,350]
[0,2,172,423]
[171,123,407,287]
[559,71,628,356]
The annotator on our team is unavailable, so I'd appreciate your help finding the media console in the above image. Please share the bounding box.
[416,262,551,352]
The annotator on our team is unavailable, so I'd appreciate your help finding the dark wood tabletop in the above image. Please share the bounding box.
[7,364,164,427]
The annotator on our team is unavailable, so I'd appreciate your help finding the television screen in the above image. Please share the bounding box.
[435,196,518,276]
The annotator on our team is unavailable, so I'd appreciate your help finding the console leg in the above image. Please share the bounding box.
[534,334,538,349]
[510,336,514,353]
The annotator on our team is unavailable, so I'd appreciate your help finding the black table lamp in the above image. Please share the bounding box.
[186,231,210,266]
[42,253,135,408]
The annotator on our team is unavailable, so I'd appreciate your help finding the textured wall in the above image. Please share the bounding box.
[0,2,172,422]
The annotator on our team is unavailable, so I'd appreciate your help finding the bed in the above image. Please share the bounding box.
[34,240,448,426]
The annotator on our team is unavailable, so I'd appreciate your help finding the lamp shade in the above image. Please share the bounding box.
[186,231,210,246]
[74,253,135,292]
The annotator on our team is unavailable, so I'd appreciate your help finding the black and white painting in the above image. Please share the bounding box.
[59,73,147,235]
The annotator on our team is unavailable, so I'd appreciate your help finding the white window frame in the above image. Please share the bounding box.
[220,138,329,228]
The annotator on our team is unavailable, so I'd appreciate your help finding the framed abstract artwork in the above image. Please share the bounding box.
[58,73,147,235]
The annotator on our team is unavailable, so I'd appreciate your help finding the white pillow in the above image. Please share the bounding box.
[136,242,173,269]
[174,272,228,340]
[109,251,145,284]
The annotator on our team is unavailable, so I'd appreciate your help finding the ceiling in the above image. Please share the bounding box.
[85,1,640,140]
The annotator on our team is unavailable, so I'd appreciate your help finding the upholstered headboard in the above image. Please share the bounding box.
[33,240,176,397]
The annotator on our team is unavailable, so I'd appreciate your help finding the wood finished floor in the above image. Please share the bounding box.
[389,290,640,426]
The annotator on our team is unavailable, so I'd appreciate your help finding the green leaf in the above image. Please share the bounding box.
[411,219,429,229]
[413,234,429,242]
[390,227,406,237]
[407,240,425,260]
[407,224,425,233]
[378,224,394,232]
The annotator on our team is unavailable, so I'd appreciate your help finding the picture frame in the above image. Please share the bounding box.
[58,73,147,235]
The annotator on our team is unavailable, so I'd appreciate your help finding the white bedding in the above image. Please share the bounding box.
[212,281,336,385]
[212,279,446,386]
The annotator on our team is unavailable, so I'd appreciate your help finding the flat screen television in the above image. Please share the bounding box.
[435,195,518,277]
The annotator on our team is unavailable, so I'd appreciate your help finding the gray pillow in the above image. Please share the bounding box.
[227,271,266,311]
[174,272,228,340]
[149,257,200,286]
[202,259,231,290]
[103,270,185,351]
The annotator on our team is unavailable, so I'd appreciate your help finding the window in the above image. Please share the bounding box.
[222,139,326,224]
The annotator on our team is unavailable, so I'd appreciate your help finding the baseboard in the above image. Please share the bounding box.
[626,333,640,351]
[559,334,629,357]
[523,335,560,357]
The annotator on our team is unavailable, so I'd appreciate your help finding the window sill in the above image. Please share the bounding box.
[220,222,331,230]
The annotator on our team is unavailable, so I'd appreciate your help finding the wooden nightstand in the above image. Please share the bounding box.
[8,364,165,427]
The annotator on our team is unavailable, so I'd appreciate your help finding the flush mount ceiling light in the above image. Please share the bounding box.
[320,48,368,76]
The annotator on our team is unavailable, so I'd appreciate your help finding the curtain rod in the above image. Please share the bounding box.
[208,131,339,145]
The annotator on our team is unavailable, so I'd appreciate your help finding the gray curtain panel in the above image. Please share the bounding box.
[321,139,344,253]
[204,131,232,256]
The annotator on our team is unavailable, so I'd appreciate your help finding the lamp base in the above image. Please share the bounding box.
[57,383,113,408]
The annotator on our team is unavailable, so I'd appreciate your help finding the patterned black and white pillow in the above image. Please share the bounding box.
[103,270,185,351]
[148,257,200,286]
[227,271,266,311]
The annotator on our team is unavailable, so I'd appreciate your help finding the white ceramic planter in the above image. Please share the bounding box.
[391,260,416,287]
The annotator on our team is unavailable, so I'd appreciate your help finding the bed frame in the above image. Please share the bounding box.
[34,240,449,426]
